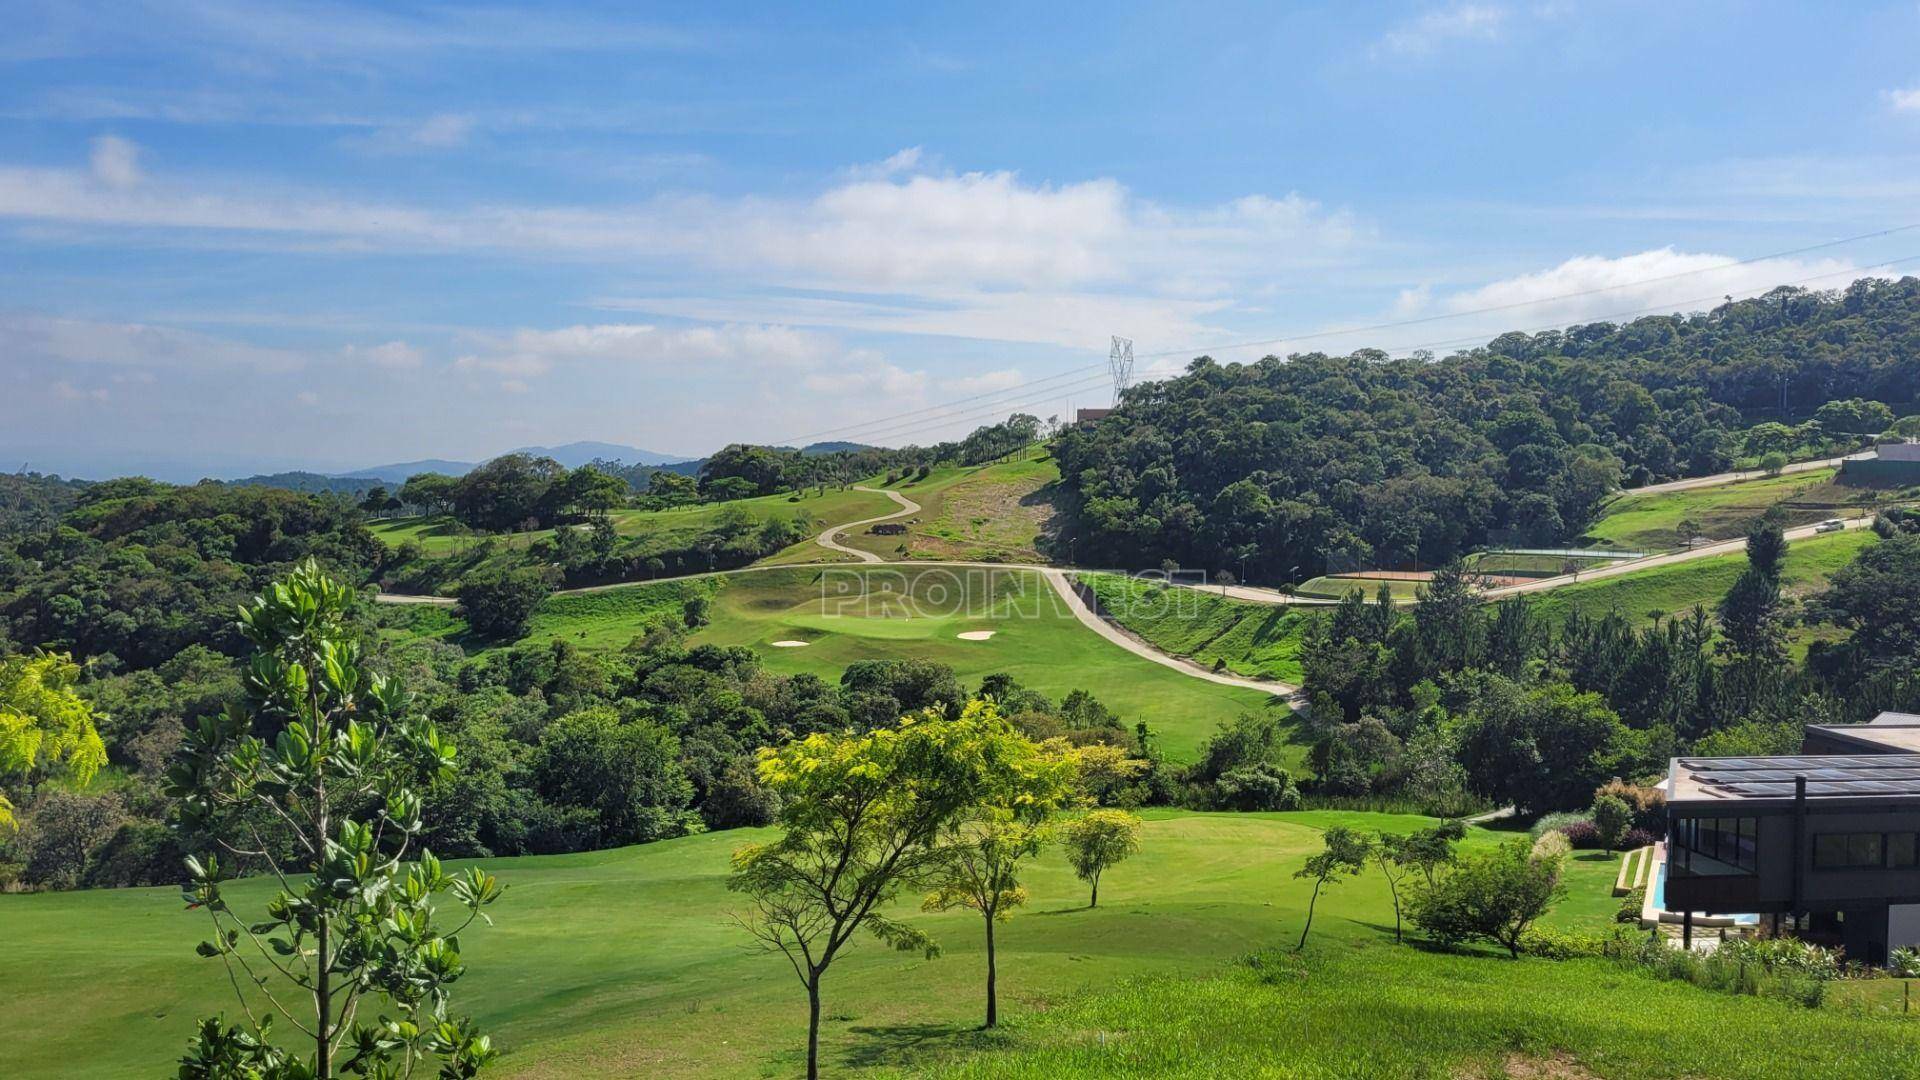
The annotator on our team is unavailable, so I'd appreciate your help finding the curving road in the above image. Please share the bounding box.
[814,485,919,562]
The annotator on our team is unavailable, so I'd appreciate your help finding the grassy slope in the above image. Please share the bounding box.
[839,454,1061,563]
[0,811,1635,1080]
[912,942,1920,1079]
[500,568,1283,764]
[688,568,1281,764]
[1526,530,1876,651]
[1077,573,1316,684]
[1582,469,1841,551]
[1295,575,1425,601]
[369,485,898,563]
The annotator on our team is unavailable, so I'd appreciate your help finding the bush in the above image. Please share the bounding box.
[1621,827,1659,851]
[1214,763,1303,811]
[1608,932,1841,1007]
[455,565,554,640]
[1530,830,1572,862]
[1594,778,1665,832]
[1519,926,1616,960]
[1557,820,1603,849]
[1410,838,1566,958]
[1894,946,1920,978]
[1615,885,1646,923]
[1590,793,1632,852]
[1528,811,1590,840]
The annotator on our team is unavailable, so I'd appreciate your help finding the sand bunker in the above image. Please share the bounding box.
[769,640,811,648]
[956,630,997,641]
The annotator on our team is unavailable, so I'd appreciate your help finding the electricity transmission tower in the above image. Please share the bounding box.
[1108,336,1134,405]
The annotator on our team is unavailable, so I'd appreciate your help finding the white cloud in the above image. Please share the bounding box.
[450,322,851,380]
[1364,248,1872,356]
[1375,4,1507,57]
[340,340,424,369]
[51,379,110,402]
[88,134,141,188]
[1886,87,1920,113]
[2,313,306,372]
[0,142,1365,356]
[295,390,319,406]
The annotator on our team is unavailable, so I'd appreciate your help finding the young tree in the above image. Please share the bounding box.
[1294,826,1374,950]
[0,651,107,831]
[1410,838,1566,958]
[1591,793,1633,854]
[1396,819,1467,888]
[729,701,1020,1080]
[1060,808,1142,909]
[921,734,1077,1028]
[455,566,554,640]
[166,560,503,1078]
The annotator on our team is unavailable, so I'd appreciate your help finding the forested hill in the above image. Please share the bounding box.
[1056,277,1920,579]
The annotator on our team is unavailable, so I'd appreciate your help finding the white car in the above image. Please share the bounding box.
[1814,519,1848,533]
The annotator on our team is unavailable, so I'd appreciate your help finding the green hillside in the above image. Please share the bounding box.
[1076,573,1315,683]
[507,567,1286,763]
[836,454,1060,563]
[1526,529,1877,646]
[370,483,897,562]
[1583,468,1845,551]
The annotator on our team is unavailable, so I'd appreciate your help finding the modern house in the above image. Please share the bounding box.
[1663,714,1920,963]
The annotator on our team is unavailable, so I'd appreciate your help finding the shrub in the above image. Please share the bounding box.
[1894,946,1920,978]
[1556,820,1603,849]
[1594,778,1665,831]
[1621,827,1659,851]
[1615,885,1646,923]
[1214,763,1303,811]
[1410,838,1566,958]
[1590,794,1632,852]
[1528,811,1590,839]
[1519,926,1617,960]
[1530,830,1572,862]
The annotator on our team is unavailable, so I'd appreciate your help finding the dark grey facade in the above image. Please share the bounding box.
[1666,732,1920,964]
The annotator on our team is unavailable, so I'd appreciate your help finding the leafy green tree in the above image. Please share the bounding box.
[1376,821,1466,943]
[398,472,460,515]
[728,701,1026,1080]
[1294,826,1374,950]
[1718,567,1787,666]
[1410,837,1565,958]
[1745,518,1788,580]
[452,453,565,530]
[921,730,1077,1027]
[533,707,695,846]
[166,560,504,1078]
[1457,677,1630,815]
[0,651,107,831]
[1810,532,1920,673]
[1760,451,1789,476]
[1814,397,1894,437]
[1591,793,1633,854]
[455,566,554,640]
[1059,808,1142,908]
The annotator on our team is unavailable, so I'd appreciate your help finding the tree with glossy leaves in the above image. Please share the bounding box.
[166,560,504,1079]
[728,700,1032,1080]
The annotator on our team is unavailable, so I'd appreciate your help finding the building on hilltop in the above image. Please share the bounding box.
[1074,407,1113,425]
[1662,713,1920,963]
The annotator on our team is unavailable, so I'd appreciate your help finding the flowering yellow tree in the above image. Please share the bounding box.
[0,651,107,830]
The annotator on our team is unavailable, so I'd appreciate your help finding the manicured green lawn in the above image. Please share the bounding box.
[0,811,1629,1080]
[1077,573,1317,683]
[1295,575,1425,601]
[1583,469,1840,551]
[1525,530,1876,650]
[909,936,1920,1079]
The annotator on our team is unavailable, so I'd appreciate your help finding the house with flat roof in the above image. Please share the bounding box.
[1663,713,1920,963]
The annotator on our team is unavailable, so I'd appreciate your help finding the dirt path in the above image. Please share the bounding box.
[814,485,920,563]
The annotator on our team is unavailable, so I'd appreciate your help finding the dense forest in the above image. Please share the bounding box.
[1057,278,1920,579]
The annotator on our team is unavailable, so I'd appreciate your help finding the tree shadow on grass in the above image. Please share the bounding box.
[836,1020,1004,1071]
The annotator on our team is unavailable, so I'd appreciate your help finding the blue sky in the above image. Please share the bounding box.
[5,1,1920,478]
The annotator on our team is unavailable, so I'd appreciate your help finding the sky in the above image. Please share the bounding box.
[5,1,1920,479]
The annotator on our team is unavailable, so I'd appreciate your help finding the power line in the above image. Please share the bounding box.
[770,359,1109,446]
[824,371,1114,446]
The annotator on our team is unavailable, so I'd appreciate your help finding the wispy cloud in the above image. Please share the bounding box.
[1374,3,1508,57]
[1886,87,1920,112]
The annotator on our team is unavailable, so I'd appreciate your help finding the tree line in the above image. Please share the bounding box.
[1056,277,1920,581]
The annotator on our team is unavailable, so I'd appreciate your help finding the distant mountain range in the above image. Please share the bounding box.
[335,441,694,483]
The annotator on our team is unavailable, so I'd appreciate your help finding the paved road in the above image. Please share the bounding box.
[1037,568,1303,701]
[1621,451,1869,495]
[1481,512,1875,598]
[814,485,919,563]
